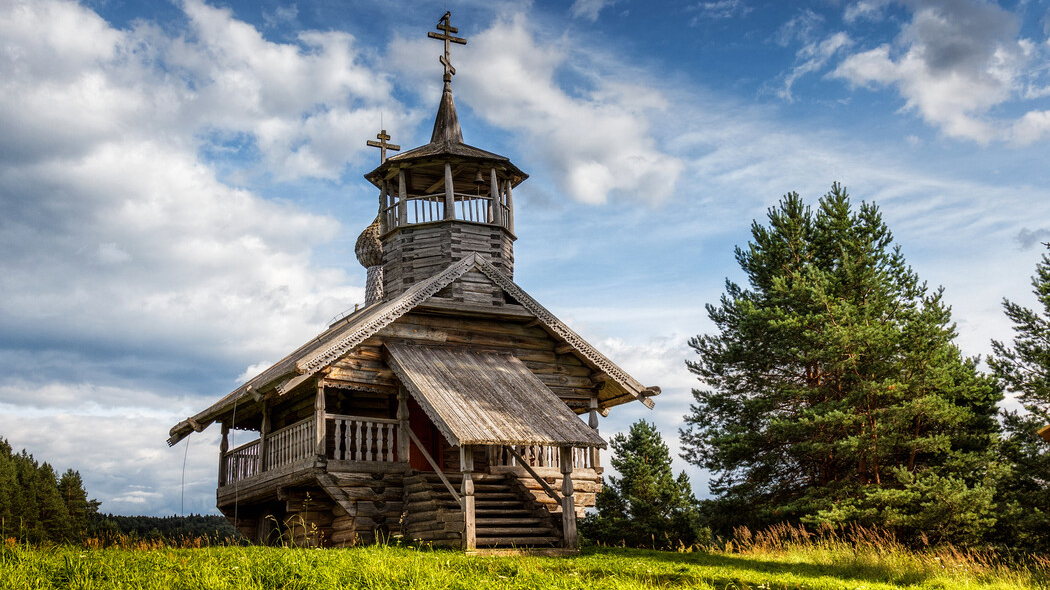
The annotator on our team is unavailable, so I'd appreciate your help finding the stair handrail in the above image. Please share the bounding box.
[405,428,462,507]
[503,445,562,503]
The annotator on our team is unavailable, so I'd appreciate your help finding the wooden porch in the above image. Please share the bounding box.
[215,405,601,551]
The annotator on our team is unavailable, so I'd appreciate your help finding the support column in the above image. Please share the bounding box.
[397,170,408,227]
[218,422,229,487]
[461,445,476,551]
[589,394,601,471]
[444,162,456,220]
[559,446,578,550]
[379,180,389,234]
[259,403,270,473]
[315,380,326,462]
[490,168,502,227]
[504,179,514,234]
[397,388,410,463]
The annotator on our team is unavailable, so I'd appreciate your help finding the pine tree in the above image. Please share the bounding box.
[581,420,704,548]
[57,469,99,542]
[989,245,1050,551]
[681,185,1001,545]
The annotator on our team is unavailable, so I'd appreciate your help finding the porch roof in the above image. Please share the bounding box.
[385,342,606,449]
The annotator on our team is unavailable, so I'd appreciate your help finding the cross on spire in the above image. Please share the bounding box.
[366,129,400,163]
[428,11,467,85]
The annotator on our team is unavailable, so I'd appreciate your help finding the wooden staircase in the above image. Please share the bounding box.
[403,471,562,549]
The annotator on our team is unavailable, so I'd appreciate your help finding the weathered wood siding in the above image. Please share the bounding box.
[382,222,514,301]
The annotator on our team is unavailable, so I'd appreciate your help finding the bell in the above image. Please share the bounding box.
[473,169,485,184]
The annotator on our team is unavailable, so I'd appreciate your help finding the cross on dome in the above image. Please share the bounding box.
[366,129,400,163]
[428,11,467,85]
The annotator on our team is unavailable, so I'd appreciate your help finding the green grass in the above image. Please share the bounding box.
[2,538,1048,589]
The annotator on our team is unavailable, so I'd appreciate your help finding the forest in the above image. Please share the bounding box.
[0,438,236,545]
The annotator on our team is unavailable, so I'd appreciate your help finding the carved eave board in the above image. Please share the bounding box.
[168,252,656,445]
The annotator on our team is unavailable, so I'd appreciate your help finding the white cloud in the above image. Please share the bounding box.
[0,411,220,516]
[844,0,888,23]
[455,14,684,205]
[778,31,853,102]
[570,0,618,22]
[689,0,753,23]
[833,0,1048,143]
[775,8,825,47]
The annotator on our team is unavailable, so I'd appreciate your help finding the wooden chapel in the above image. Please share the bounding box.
[168,12,660,553]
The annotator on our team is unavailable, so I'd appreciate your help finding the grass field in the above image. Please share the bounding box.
[3,531,1049,589]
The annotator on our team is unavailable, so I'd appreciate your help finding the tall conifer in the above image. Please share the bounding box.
[989,246,1050,551]
[681,185,1001,544]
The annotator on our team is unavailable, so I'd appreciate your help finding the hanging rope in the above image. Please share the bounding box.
[231,396,240,528]
[180,432,191,519]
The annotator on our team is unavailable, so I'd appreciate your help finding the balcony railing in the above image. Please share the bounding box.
[267,417,315,471]
[328,414,399,462]
[220,414,402,487]
[382,192,512,232]
[221,438,260,486]
[494,445,595,470]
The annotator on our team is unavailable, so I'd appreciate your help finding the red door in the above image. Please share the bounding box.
[407,397,440,471]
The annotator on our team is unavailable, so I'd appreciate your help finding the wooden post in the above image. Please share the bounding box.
[461,445,476,551]
[559,446,578,550]
[397,388,410,463]
[218,422,230,487]
[489,168,501,227]
[398,170,408,227]
[589,394,601,470]
[444,162,456,220]
[504,180,514,234]
[315,380,326,462]
[379,181,388,234]
[259,403,270,473]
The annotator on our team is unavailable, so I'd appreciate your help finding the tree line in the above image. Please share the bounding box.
[585,184,1050,553]
[0,438,237,544]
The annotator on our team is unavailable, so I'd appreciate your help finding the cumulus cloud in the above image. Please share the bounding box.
[833,0,1049,143]
[456,14,684,205]
[0,0,389,370]
[0,0,394,514]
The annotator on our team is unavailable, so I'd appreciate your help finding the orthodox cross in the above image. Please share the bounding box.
[366,129,400,163]
[428,11,467,84]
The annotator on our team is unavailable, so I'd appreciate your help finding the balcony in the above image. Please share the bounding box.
[219,414,403,490]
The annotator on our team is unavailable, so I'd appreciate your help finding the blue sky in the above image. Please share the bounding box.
[2,0,1050,516]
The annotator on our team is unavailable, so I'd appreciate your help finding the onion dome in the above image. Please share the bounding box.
[355,216,383,268]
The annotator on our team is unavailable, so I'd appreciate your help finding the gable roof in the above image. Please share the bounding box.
[168,252,656,446]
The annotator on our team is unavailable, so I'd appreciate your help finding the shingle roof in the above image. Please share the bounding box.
[386,342,607,448]
[167,252,655,446]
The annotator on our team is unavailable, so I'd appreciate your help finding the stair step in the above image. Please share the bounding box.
[474,514,541,522]
[477,527,556,536]
[476,508,531,515]
[475,536,560,547]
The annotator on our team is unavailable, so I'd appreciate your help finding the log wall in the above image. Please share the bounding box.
[382,222,514,301]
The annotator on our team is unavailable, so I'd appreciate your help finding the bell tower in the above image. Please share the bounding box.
[361,12,527,307]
